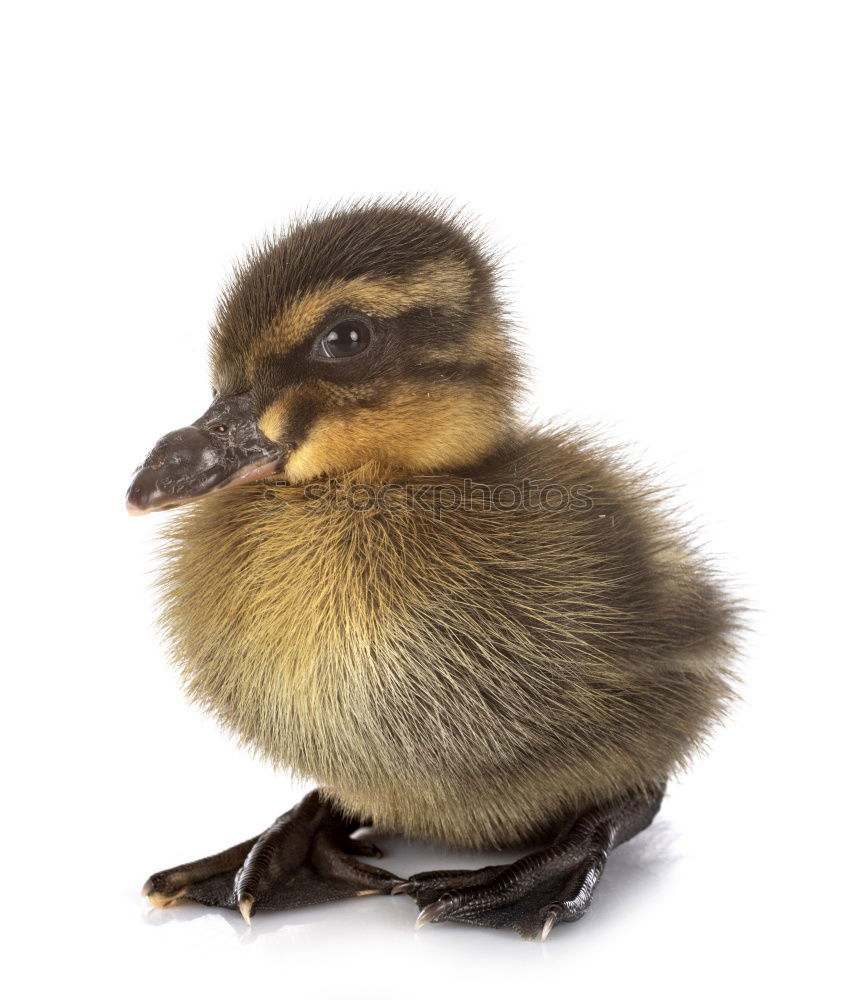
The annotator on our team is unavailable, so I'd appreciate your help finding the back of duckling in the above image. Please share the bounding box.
[130,200,740,938]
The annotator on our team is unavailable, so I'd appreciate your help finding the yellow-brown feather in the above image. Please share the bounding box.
[157,429,739,849]
[274,384,507,483]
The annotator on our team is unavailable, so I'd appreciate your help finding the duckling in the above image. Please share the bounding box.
[127,199,740,939]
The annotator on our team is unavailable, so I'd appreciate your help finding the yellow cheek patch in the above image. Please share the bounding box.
[284,385,505,483]
[257,398,289,442]
[246,256,475,370]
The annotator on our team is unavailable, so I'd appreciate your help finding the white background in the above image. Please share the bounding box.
[2,2,843,997]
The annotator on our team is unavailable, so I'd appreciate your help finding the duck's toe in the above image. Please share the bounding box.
[142,790,402,920]
[397,784,664,939]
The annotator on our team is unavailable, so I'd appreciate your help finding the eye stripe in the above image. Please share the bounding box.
[284,396,321,444]
[243,256,475,364]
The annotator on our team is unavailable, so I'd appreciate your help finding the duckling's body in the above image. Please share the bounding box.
[131,200,739,936]
[161,432,733,850]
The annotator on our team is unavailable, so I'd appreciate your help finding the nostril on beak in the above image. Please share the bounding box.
[126,393,287,516]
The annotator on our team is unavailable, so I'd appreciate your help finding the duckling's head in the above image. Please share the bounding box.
[127,200,524,514]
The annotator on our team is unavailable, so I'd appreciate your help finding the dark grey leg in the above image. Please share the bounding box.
[143,790,402,921]
[395,784,665,939]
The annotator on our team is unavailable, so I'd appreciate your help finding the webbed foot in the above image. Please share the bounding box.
[394,785,664,939]
[142,790,401,920]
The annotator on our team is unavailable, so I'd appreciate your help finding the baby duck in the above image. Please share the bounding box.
[127,200,739,939]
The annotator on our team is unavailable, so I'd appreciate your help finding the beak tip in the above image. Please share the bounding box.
[126,398,289,515]
[125,473,151,515]
[126,470,160,515]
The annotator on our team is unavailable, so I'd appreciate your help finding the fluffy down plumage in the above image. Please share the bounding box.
[158,423,739,849]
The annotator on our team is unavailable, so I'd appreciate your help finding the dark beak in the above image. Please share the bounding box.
[126,392,289,515]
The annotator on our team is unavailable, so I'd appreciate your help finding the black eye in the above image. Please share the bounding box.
[320,320,371,359]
